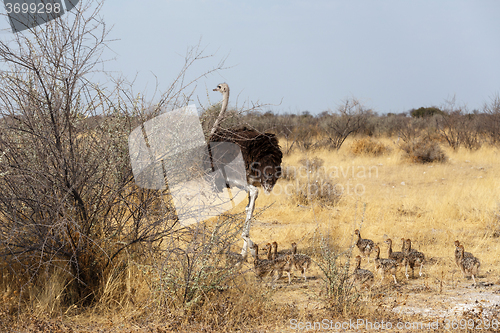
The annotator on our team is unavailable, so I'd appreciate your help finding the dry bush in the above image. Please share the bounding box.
[94,213,297,331]
[280,164,296,181]
[0,0,229,312]
[399,139,447,163]
[160,279,298,331]
[482,94,500,145]
[281,157,324,182]
[315,233,360,316]
[145,220,244,312]
[201,105,242,137]
[288,158,341,207]
[290,177,341,207]
[292,124,319,152]
[320,98,371,150]
[298,156,325,172]
[437,111,482,150]
[350,137,391,156]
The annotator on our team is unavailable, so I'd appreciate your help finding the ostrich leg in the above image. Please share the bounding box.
[220,175,259,261]
[241,185,258,259]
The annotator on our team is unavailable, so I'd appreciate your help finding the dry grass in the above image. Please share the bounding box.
[2,136,500,331]
[350,137,391,156]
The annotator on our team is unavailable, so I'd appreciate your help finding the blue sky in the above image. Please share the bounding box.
[3,1,500,115]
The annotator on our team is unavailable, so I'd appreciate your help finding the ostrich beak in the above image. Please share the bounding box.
[213,88,218,91]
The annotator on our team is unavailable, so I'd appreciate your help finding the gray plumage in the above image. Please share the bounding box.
[250,243,274,279]
[454,240,474,268]
[403,238,425,279]
[374,245,398,284]
[354,229,375,261]
[385,238,405,265]
[288,242,312,282]
[353,255,374,287]
[457,244,480,285]
[271,242,293,284]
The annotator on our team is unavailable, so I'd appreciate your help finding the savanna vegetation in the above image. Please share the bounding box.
[1,1,500,332]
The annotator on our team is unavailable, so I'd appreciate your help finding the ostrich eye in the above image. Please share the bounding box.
[217,85,221,88]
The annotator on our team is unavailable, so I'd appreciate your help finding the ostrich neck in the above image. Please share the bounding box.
[209,91,229,137]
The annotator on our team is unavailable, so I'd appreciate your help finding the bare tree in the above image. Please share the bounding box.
[0,0,230,305]
[436,98,481,150]
[481,94,500,145]
[321,97,371,150]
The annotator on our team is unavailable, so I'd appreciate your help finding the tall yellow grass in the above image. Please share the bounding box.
[252,137,500,278]
[3,136,500,331]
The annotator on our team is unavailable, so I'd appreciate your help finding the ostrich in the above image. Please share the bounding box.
[271,242,293,283]
[403,239,425,279]
[385,238,405,265]
[353,255,374,288]
[209,83,283,260]
[454,240,474,268]
[373,245,398,285]
[457,244,480,285]
[354,229,375,262]
[250,243,274,280]
[288,242,312,282]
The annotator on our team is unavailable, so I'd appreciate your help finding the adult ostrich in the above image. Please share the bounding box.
[209,83,282,260]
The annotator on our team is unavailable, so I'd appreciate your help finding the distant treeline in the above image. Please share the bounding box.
[234,98,500,152]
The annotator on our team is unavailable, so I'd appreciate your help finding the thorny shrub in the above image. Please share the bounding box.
[350,138,391,156]
[399,139,447,163]
[287,158,342,207]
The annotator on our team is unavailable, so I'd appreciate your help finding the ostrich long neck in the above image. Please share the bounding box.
[209,90,229,137]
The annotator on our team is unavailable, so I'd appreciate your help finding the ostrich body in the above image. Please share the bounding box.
[354,229,375,261]
[457,244,480,285]
[271,242,293,283]
[289,242,312,282]
[250,243,274,280]
[454,240,474,268]
[210,83,283,260]
[403,239,425,279]
[385,238,405,265]
[373,245,398,284]
[353,255,374,287]
[271,241,293,260]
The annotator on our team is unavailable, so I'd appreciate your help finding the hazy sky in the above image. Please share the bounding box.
[3,1,500,115]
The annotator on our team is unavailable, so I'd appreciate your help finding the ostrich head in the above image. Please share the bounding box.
[209,83,231,138]
[213,83,230,94]
[355,255,361,267]
[211,83,283,193]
